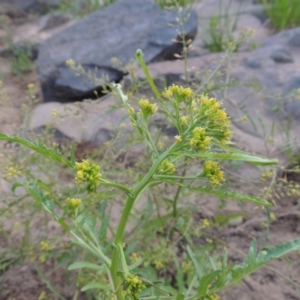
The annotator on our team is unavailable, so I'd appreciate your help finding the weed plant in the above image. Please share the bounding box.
[1,48,300,300]
[203,0,241,53]
[263,0,300,31]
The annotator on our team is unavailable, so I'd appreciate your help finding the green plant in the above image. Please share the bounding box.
[58,0,116,17]
[263,0,300,31]
[10,46,33,77]
[155,0,194,9]
[1,49,300,300]
[203,0,252,53]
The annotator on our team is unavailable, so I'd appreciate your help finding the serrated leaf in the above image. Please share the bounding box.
[177,151,278,166]
[191,187,272,207]
[264,239,300,260]
[198,270,220,297]
[211,239,300,294]
[0,133,73,168]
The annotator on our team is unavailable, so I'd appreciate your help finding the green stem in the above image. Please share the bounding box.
[110,143,178,299]
[100,178,133,195]
[136,49,162,102]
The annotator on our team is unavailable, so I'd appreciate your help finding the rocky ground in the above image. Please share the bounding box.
[0,0,300,299]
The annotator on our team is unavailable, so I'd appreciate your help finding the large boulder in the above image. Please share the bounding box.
[36,0,198,103]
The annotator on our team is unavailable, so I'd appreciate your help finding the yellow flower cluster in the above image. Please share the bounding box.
[40,240,51,251]
[122,275,146,300]
[66,197,82,208]
[261,169,274,181]
[130,253,140,263]
[75,160,101,193]
[162,84,193,102]
[203,160,224,186]
[157,160,176,175]
[202,218,210,228]
[139,98,158,117]
[4,165,22,181]
[209,292,220,300]
[199,94,231,144]
[66,59,76,68]
[154,260,164,269]
[180,115,190,126]
[190,127,211,151]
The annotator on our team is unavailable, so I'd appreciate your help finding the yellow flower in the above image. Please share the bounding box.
[175,135,182,142]
[139,98,158,116]
[75,160,101,193]
[130,253,140,263]
[38,291,47,300]
[66,197,82,208]
[202,219,210,227]
[180,115,189,126]
[182,262,190,273]
[123,275,146,300]
[189,127,211,151]
[162,85,193,101]
[4,165,22,181]
[66,59,76,68]
[158,160,176,175]
[154,260,163,269]
[209,292,220,300]
[51,109,59,116]
[128,106,135,114]
[203,160,224,186]
[40,240,51,251]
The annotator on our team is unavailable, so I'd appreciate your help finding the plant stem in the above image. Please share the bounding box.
[136,49,162,102]
[110,143,177,299]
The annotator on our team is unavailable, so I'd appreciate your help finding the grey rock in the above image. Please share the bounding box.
[29,96,130,145]
[288,28,300,47]
[38,13,72,31]
[244,54,262,69]
[270,46,293,63]
[37,0,197,103]
[54,64,125,101]
[3,0,61,14]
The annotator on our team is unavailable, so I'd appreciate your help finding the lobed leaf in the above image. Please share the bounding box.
[0,133,74,168]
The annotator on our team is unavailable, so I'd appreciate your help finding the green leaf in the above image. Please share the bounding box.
[11,182,23,193]
[198,270,220,297]
[174,256,184,293]
[211,238,300,294]
[176,293,185,300]
[177,151,278,166]
[191,186,272,207]
[264,239,300,260]
[81,282,109,292]
[68,261,105,272]
[128,257,143,271]
[0,133,73,168]
[187,245,204,280]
